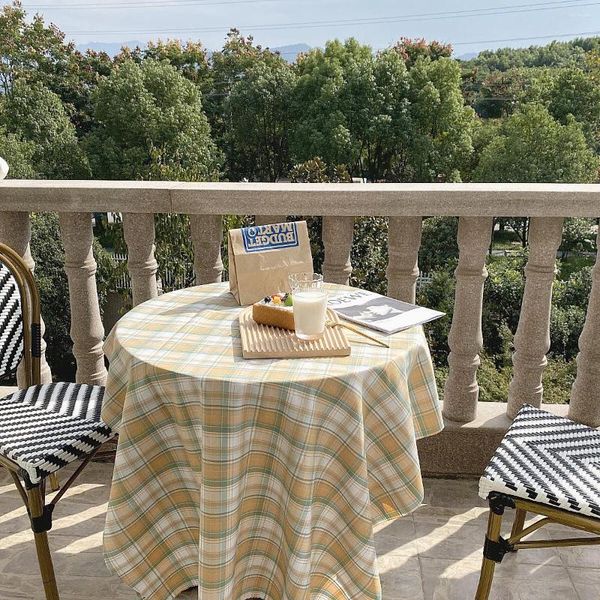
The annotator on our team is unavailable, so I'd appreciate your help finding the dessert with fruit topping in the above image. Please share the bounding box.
[252,293,295,330]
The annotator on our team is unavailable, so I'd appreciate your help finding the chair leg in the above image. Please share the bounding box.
[48,473,60,492]
[475,509,502,599]
[510,508,527,549]
[27,484,59,600]
[475,494,514,600]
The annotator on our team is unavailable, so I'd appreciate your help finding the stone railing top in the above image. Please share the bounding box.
[0,180,599,216]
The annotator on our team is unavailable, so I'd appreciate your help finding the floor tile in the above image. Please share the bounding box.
[0,468,591,600]
[419,556,578,600]
[567,566,600,600]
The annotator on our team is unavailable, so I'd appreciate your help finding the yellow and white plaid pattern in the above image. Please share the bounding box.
[102,283,443,600]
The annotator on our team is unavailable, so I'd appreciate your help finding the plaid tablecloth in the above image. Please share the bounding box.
[101,283,443,600]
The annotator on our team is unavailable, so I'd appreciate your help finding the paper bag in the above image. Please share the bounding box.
[228,220,313,305]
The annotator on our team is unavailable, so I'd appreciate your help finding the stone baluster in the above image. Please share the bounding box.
[386,217,422,303]
[322,216,354,285]
[255,215,287,226]
[59,213,107,386]
[189,215,223,284]
[123,213,158,306]
[569,228,600,427]
[507,217,564,419]
[0,212,52,385]
[443,217,493,423]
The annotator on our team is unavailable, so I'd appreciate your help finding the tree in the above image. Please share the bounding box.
[418,217,459,272]
[291,40,474,182]
[291,39,374,171]
[559,218,596,258]
[393,37,452,68]
[207,29,285,178]
[356,48,410,182]
[0,2,73,96]
[0,79,88,178]
[118,39,211,97]
[0,129,36,178]
[225,58,296,181]
[86,59,220,181]
[396,56,475,182]
[463,38,597,74]
[474,103,599,183]
[0,2,109,136]
[86,59,222,296]
[474,67,538,118]
[545,69,600,151]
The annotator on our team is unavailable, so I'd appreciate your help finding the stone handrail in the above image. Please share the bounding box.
[0,179,599,430]
[0,180,599,215]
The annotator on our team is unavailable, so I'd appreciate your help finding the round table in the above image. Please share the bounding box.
[101,283,443,600]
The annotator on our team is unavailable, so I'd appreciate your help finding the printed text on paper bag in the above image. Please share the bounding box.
[241,223,299,253]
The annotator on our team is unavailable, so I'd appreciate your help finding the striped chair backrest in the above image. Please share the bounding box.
[0,261,23,378]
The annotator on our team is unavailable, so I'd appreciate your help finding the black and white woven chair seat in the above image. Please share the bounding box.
[0,383,112,485]
[479,404,600,518]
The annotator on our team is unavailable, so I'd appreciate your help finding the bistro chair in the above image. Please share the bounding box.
[0,242,114,600]
[475,404,600,599]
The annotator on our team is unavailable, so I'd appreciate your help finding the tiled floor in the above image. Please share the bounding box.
[0,463,598,599]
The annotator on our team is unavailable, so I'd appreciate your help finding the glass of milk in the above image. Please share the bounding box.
[290,273,327,341]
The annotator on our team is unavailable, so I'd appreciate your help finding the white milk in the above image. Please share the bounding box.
[293,291,328,340]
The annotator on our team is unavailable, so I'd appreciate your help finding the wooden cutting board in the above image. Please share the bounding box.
[239,307,351,359]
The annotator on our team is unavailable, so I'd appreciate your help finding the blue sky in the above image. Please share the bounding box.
[12,0,600,54]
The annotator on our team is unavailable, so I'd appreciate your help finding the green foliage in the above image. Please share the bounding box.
[289,157,351,183]
[483,256,526,363]
[545,69,600,144]
[30,213,73,380]
[225,58,296,181]
[207,29,284,179]
[418,217,459,272]
[417,270,455,365]
[86,59,221,181]
[349,217,388,295]
[559,219,597,257]
[291,39,375,171]
[0,2,73,96]
[474,104,599,183]
[393,38,452,67]
[400,57,474,182]
[463,38,600,73]
[0,80,88,178]
[0,2,109,135]
[474,67,538,119]
[476,357,512,403]
[291,42,474,182]
[0,129,36,177]
[121,39,211,89]
[439,356,577,404]
[542,358,578,404]
[550,266,593,360]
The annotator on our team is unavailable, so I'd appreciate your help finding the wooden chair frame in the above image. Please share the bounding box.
[475,492,600,599]
[0,242,102,600]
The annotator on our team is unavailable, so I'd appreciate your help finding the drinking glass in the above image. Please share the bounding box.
[289,273,327,341]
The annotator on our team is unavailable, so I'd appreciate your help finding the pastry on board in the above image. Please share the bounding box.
[252,293,295,330]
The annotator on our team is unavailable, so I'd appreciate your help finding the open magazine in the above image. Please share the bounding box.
[328,289,444,335]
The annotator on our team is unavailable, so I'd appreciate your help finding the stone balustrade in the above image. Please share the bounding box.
[0,180,599,451]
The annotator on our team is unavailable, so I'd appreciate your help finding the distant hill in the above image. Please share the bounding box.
[77,40,311,61]
[455,51,479,61]
[271,43,312,62]
[77,41,144,55]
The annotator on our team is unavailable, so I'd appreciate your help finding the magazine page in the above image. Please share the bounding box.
[328,289,444,335]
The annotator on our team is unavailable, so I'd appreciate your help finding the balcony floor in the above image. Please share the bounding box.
[0,462,598,599]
